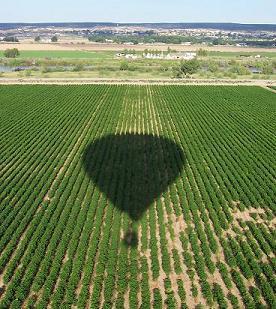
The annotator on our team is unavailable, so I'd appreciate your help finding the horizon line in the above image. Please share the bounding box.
[1,21,276,25]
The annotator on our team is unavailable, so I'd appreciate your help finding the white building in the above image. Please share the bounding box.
[125,54,138,59]
[142,52,197,60]
[166,52,197,60]
[143,53,164,59]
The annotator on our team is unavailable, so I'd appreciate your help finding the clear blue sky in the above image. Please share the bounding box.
[1,0,275,24]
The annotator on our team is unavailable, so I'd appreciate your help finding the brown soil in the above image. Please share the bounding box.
[0,78,275,87]
[232,207,265,222]
[0,274,4,287]
[1,42,276,53]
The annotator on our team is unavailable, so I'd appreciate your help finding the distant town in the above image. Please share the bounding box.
[0,22,275,47]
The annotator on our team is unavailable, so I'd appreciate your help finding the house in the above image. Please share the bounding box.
[143,53,164,59]
[125,54,138,59]
[166,52,197,60]
[181,42,192,46]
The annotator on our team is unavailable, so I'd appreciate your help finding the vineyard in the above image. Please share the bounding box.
[0,84,275,308]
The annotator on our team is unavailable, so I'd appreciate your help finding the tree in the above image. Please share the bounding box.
[34,36,41,42]
[212,38,224,46]
[197,48,208,57]
[262,64,273,75]
[3,36,19,42]
[120,61,129,71]
[73,64,84,72]
[4,48,20,58]
[51,36,58,42]
[173,59,200,78]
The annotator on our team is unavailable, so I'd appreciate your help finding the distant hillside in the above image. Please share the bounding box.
[0,22,276,31]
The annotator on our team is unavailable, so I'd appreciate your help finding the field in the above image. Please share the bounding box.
[1,48,275,81]
[0,85,275,308]
[0,50,114,59]
[1,50,276,60]
[207,51,276,58]
[1,42,276,53]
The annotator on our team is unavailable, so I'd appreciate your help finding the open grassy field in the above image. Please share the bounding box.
[207,51,276,59]
[0,85,275,308]
[1,49,276,60]
[0,50,115,59]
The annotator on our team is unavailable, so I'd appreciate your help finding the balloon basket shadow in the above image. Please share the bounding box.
[123,227,138,247]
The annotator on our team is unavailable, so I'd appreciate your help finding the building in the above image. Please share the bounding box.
[166,52,197,60]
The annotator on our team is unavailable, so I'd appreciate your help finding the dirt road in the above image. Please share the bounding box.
[0,42,275,53]
[0,78,275,86]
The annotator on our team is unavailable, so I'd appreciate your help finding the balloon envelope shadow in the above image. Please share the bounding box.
[82,133,185,246]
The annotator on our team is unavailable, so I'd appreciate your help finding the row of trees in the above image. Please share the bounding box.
[1,36,58,43]
[34,36,58,42]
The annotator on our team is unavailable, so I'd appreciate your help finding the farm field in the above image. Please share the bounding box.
[0,85,275,308]
[1,42,276,53]
[0,50,115,59]
[1,50,276,60]
[207,51,276,59]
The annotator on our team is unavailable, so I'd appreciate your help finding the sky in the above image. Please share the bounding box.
[0,0,275,24]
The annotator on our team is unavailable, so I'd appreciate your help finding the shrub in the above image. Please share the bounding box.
[4,48,20,58]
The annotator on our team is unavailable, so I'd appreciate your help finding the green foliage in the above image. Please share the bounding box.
[51,35,58,42]
[72,64,84,72]
[2,36,19,42]
[213,283,227,309]
[262,64,273,75]
[227,293,239,309]
[153,289,162,308]
[197,48,208,57]
[3,48,20,58]
[0,85,275,308]
[173,58,200,78]
[119,61,129,71]
[229,64,250,75]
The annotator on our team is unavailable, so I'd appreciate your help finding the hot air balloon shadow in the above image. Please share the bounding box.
[82,133,185,247]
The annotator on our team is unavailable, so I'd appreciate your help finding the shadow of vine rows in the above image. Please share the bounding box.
[83,133,185,246]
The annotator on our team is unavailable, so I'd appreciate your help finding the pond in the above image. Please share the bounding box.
[0,65,95,73]
[0,65,14,72]
[0,65,35,73]
[248,67,262,74]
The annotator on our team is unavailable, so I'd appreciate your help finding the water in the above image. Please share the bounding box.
[0,65,14,73]
[0,64,97,73]
[0,65,34,73]
[248,67,262,74]
[0,65,94,73]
